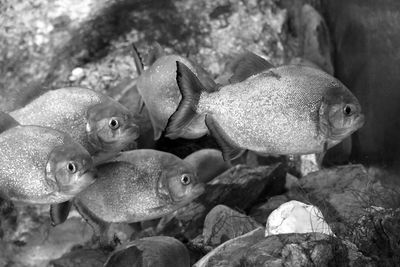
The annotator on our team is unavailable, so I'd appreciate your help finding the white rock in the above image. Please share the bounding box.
[265,200,334,237]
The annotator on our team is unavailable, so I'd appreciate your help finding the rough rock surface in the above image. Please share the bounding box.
[289,164,385,223]
[195,232,374,267]
[0,205,93,267]
[351,207,400,266]
[202,205,261,247]
[49,248,110,267]
[103,236,190,267]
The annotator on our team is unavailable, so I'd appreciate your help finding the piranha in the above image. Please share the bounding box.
[184,149,231,183]
[132,43,216,140]
[166,52,365,161]
[0,119,96,205]
[10,87,140,159]
[51,150,204,240]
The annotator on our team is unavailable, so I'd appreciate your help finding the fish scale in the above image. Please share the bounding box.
[198,66,350,154]
[0,126,76,203]
[10,88,105,153]
[75,150,205,223]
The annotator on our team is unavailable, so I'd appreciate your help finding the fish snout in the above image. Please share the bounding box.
[355,113,365,129]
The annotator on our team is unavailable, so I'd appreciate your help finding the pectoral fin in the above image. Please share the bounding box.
[50,201,72,226]
[131,44,144,76]
[229,51,274,83]
[205,115,244,161]
[0,111,19,133]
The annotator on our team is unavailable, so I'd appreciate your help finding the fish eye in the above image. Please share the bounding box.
[67,162,77,174]
[109,118,120,130]
[343,105,354,116]
[180,174,191,185]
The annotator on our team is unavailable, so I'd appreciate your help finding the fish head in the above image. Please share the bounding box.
[157,156,205,206]
[45,139,97,197]
[320,83,365,147]
[86,101,140,153]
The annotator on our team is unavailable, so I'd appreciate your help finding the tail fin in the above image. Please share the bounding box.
[165,61,206,139]
[131,44,144,76]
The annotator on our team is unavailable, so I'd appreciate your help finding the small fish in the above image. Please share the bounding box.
[10,87,140,158]
[166,52,365,161]
[184,149,231,183]
[0,124,96,204]
[132,43,216,140]
[74,149,204,223]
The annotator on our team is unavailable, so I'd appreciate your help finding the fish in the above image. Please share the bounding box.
[0,124,96,204]
[132,43,216,140]
[184,149,231,183]
[73,149,204,224]
[165,52,365,161]
[10,87,140,159]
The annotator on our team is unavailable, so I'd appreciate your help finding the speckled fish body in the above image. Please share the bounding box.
[0,125,95,204]
[136,55,210,140]
[75,149,204,223]
[167,63,365,159]
[200,66,363,154]
[10,87,139,155]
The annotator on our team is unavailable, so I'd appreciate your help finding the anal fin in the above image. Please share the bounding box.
[50,201,72,226]
[205,114,244,161]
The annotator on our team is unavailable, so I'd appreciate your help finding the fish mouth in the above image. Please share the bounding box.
[354,113,365,129]
[176,183,206,205]
[59,170,96,196]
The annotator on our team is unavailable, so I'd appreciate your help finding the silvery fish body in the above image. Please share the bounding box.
[199,66,338,154]
[75,149,204,223]
[136,55,212,140]
[166,61,365,160]
[10,87,139,155]
[0,125,95,204]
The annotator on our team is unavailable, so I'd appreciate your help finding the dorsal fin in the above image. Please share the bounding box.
[229,51,274,83]
[147,42,165,66]
[131,44,144,76]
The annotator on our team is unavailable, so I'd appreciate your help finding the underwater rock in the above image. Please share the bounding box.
[291,164,385,222]
[202,205,261,247]
[351,207,400,266]
[249,195,289,225]
[0,204,93,267]
[103,236,190,267]
[195,232,375,267]
[158,164,286,239]
[49,248,109,267]
[194,227,265,267]
[265,200,334,237]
